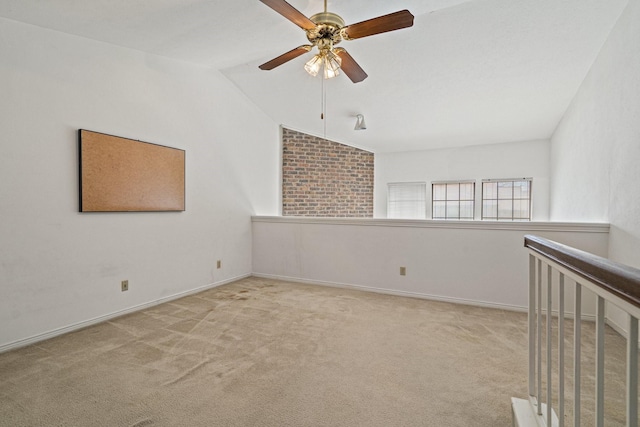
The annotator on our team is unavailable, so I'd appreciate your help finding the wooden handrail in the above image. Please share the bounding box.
[524,235,640,308]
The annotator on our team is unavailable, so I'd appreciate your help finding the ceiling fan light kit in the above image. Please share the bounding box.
[304,48,341,79]
[258,0,414,83]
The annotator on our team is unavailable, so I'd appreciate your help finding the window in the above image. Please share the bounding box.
[387,182,427,219]
[432,181,475,220]
[482,179,532,221]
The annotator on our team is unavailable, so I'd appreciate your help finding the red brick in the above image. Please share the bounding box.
[282,128,373,217]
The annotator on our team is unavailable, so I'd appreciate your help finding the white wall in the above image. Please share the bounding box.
[550,0,640,330]
[253,217,608,312]
[551,0,640,267]
[0,18,280,350]
[374,139,550,220]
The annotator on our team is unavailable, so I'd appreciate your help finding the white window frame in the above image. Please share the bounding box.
[431,180,476,220]
[481,178,532,221]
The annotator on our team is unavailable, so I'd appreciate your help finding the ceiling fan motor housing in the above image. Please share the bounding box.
[307,12,345,49]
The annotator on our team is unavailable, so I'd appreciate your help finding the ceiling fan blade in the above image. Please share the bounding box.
[342,10,414,40]
[259,0,316,31]
[259,45,312,70]
[335,49,368,83]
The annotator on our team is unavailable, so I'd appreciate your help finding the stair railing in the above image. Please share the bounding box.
[513,235,640,427]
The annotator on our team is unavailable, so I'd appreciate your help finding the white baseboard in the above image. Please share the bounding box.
[251,274,608,324]
[251,273,529,313]
[607,317,625,336]
[5,272,620,354]
[606,314,637,342]
[0,274,250,354]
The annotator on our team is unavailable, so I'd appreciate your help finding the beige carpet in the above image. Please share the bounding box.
[0,277,628,426]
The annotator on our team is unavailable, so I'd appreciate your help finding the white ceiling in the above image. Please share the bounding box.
[0,0,628,152]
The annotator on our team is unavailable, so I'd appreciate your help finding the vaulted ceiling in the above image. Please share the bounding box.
[0,0,628,152]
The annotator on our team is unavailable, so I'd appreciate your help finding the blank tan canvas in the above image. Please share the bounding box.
[79,130,185,212]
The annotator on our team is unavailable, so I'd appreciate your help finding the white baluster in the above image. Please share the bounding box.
[529,254,536,398]
[595,296,605,427]
[537,259,543,415]
[627,315,638,427]
[547,264,552,426]
[558,273,565,427]
[574,283,581,427]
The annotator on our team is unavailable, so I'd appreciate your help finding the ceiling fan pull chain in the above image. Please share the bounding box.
[322,75,328,138]
[320,75,324,120]
[320,76,324,120]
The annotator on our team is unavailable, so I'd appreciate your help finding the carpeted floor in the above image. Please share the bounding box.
[0,277,628,426]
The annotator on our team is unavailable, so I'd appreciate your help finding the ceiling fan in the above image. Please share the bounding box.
[258,0,414,83]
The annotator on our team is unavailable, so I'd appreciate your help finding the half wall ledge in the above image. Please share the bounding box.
[251,216,610,233]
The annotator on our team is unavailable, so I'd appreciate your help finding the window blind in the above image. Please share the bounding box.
[387,182,427,219]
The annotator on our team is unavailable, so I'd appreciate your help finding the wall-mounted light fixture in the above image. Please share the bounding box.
[354,114,367,130]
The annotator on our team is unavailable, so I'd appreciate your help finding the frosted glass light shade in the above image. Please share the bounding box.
[304,54,323,77]
[304,50,342,79]
[323,51,342,79]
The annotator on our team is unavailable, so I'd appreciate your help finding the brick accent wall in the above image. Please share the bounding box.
[282,128,374,217]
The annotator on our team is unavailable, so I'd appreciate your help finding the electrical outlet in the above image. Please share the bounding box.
[121,280,129,292]
[400,267,406,276]
[216,260,221,269]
